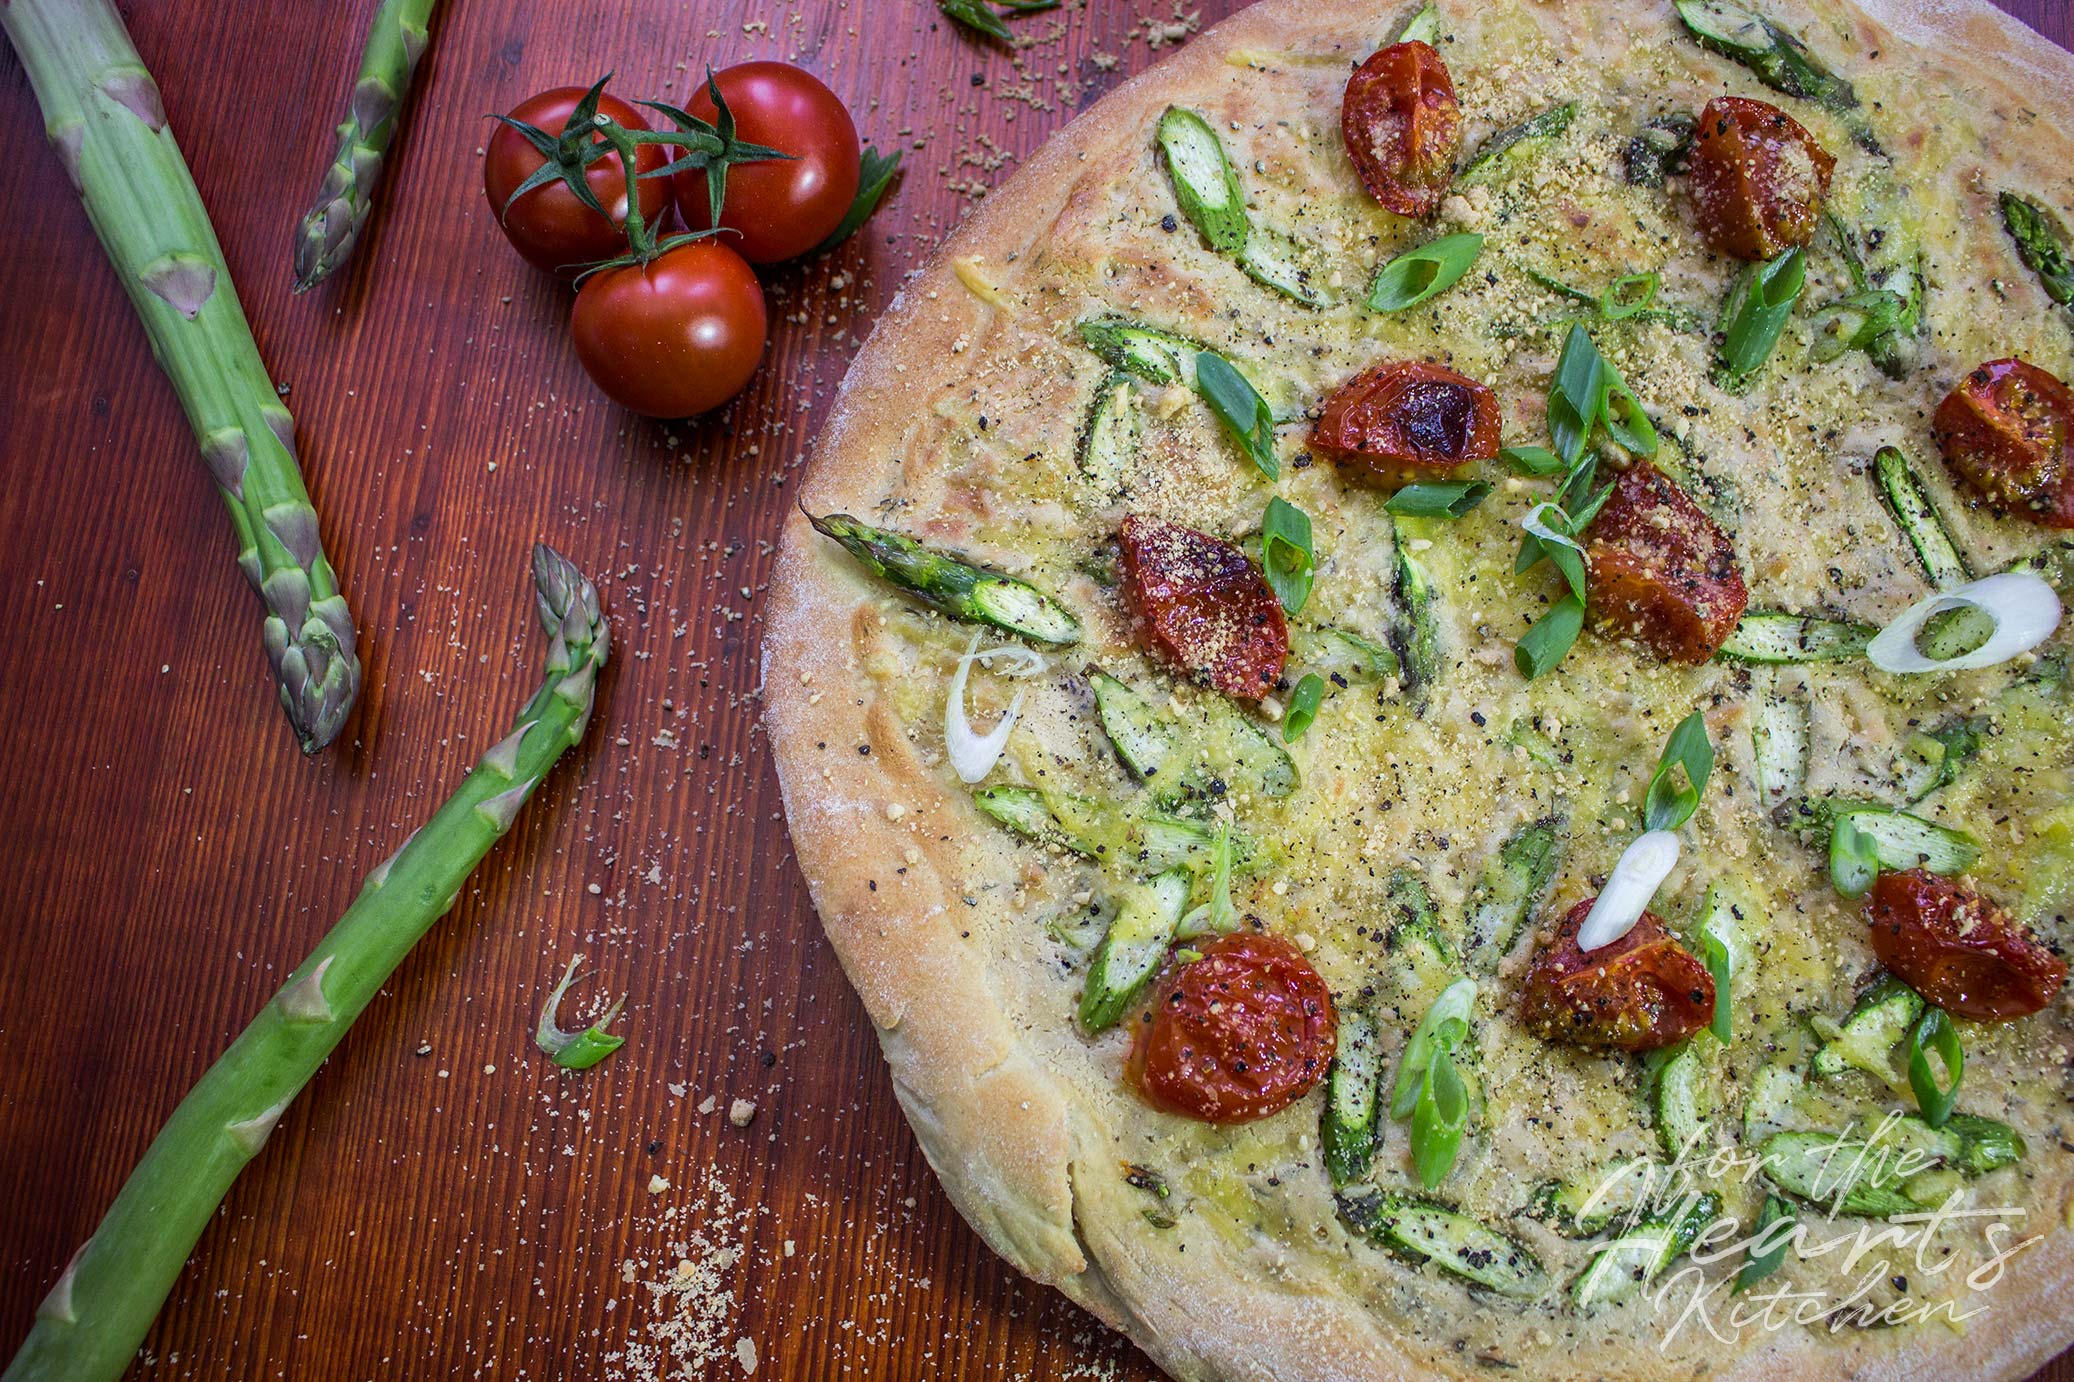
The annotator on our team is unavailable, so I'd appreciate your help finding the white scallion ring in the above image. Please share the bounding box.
[1577,830,1682,952]
[1866,571,2062,674]
[944,634,1045,784]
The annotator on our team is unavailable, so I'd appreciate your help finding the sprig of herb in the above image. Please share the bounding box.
[1284,673,1325,742]
[1714,248,1805,390]
[1367,233,1484,312]
[1387,481,1491,518]
[1260,496,1314,612]
[1195,351,1278,480]
[1905,1006,1964,1128]
[1642,710,1714,832]
[936,0,1059,42]
[1390,977,1477,1189]
[809,145,904,256]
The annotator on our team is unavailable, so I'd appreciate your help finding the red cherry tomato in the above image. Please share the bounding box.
[1866,870,2065,1022]
[1687,96,1834,261]
[1117,514,1288,701]
[1126,933,1337,1124]
[677,62,861,264]
[1931,358,2074,530]
[569,241,768,418]
[484,87,670,276]
[1584,463,1749,665]
[1341,41,1461,218]
[1311,360,1500,488]
[1519,899,1715,1051]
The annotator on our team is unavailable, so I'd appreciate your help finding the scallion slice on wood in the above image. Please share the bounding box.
[1866,572,2062,674]
[1713,247,1804,390]
[1367,232,1484,312]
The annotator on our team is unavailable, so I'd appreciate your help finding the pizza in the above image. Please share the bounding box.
[763,1,2074,1377]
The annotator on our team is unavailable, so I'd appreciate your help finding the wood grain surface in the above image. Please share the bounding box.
[0,2,2067,1378]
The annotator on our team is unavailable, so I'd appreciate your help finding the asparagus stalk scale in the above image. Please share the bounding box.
[2,546,609,1382]
[3,0,361,751]
[292,0,438,290]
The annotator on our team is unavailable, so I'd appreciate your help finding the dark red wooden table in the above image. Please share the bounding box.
[0,2,2066,1377]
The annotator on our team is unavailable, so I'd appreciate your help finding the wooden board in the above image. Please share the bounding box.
[0,2,2065,1377]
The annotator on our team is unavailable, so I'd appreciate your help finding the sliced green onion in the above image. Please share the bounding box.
[1601,271,1660,321]
[1733,1195,1796,1294]
[1390,977,1477,1118]
[1284,672,1325,742]
[1697,921,1734,1044]
[1176,819,1240,940]
[1518,502,1589,600]
[1547,324,1658,464]
[1368,232,1484,312]
[1259,496,1315,613]
[1714,248,1805,388]
[1502,445,1567,477]
[1577,830,1682,951]
[535,956,628,1070]
[1643,710,1715,832]
[1194,350,1279,480]
[1905,1007,1963,1129]
[1386,480,1491,518]
[1515,594,1584,680]
[1411,1047,1469,1188]
[1866,572,2063,674]
[1827,815,1880,899]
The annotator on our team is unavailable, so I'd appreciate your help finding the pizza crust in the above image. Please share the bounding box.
[763,2,2074,1377]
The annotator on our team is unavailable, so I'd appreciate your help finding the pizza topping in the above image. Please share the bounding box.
[1366,231,1484,313]
[1311,361,1500,488]
[1388,976,1477,1188]
[1865,869,2066,1023]
[943,635,1043,784]
[1341,41,1461,219]
[2000,192,2074,306]
[1126,932,1337,1124]
[1865,572,2063,674]
[1583,462,1749,664]
[1874,445,1974,591]
[1673,1,1873,148]
[1118,515,1288,700]
[1686,96,1834,261]
[1931,358,2074,529]
[1459,102,1575,187]
[1520,899,1715,1051]
[809,512,1082,645]
[1576,830,1681,952]
[1712,247,1805,392]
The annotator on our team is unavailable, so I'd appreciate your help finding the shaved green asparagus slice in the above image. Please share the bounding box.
[1155,105,1330,306]
[1337,1191,1547,1297]
[1080,867,1190,1031]
[1624,112,1695,188]
[1811,975,1921,1083]
[972,785,1260,873]
[291,0,436,290]
[1762,1114,2022,1217]
[1076,315,1206,386]
[1874,446,1972,590]
[1716,611,1874,663]
[1,545,606,1382]
[1572,1191,1719,1310]
[1459,102,1574,187]
[4,0,361,751]
[1077,371,1140,496]
[1322,1007,1384,1187]
[1775,797,1981,875]
[1820,207,1924,377]
[2000,192,2074,307]
[809,512,1081,645]
[1392,2,1439,45]
[1391,521,1442,698]
[1673,0,1875,149]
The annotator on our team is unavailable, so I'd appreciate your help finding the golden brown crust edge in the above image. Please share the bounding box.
[763,2,2074,1378]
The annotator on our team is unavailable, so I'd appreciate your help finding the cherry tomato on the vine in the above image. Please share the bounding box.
[1126,932,1337,1125]
[570,240,768,419]
[677,62,861,264]
[484,87,670,276]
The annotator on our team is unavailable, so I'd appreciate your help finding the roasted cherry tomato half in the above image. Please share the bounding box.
[484,87,671,276]
[1519,899,1715,1051]
[570,240,768,418]
[1311,360,1500,488]
[677,61,861,265]
[1584,463,1749,665]
[1117,514,1288,701]
[1931,358,2074,530]
[1127,932,1337,1124]
[1866,870,2066,1022]
[1687,96,1834,261]
[1341,41,1461,219]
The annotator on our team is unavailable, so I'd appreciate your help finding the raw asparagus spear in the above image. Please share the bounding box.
[3,0,361,751]
[1,546,608,1382]
[291,0,438,290]
[809,512,1081,645]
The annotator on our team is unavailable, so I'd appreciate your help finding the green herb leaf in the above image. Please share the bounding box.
[1905,1006,1964,1129]
[1733,1195,1796,1294]
[1827,816,1881,899]
[1601,271,1661,321]
[535,956,627,1071]
[1195,351,1279,480]
[1284,673,1326,741]
[809,145,903,255]
[1502,445,1567,477]
[1715,248,1806,386]
[1367,232,1484,311]
[1386,480,1492,518]
[937,0,1013,40]
[1515,595,1584,680]
[1642,709,1714,832]
[1390,977,1477,1120]
[1411,1047,1469,1189]
[1260,496,1314,612]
